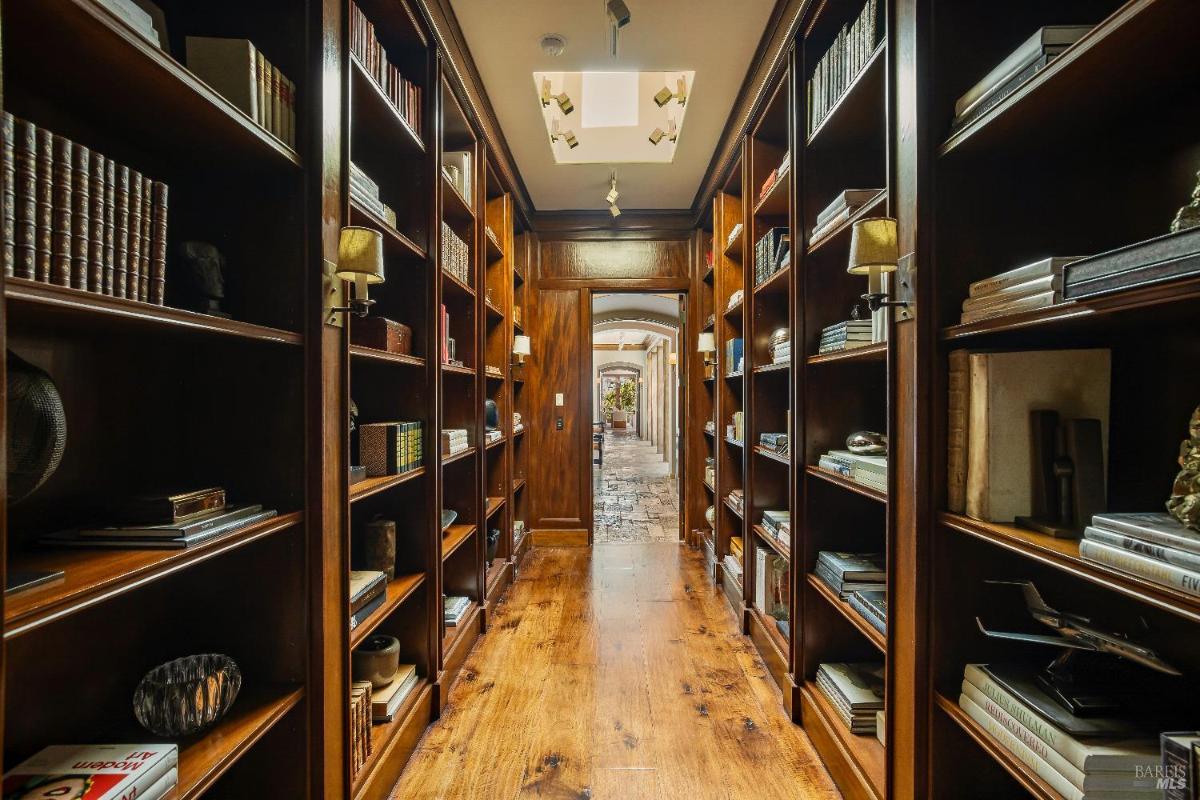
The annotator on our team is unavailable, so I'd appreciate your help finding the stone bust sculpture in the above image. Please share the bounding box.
[1167,405,1200,531]
[179,241,229,317]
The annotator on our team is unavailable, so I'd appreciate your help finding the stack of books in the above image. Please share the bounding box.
[359,421,423,476]
[43,489,277,550]
[97,0,161,46]
[727,411,744,443]
[1,114,168,302]
[350,3,422,136]
[762,510,790,546]
[724,337,744,374]
[444,595,470,626]
[441,428,469,458]
[186,37,296,149]
[754,227,790,285]
[806,0,881,136]
[811,189,882,244]
[958,663,1162,799]
[726,222,743,249]
[816,662,885,736]
[817,319,873,354]
[816,551,885,599]
[768,327,791,364]
[723,552,743,585]
[350,680,373,778]
[513,519,526,543]
[726,288,744,311]
[441,221,470,287]
[3,745,178,800]
[442,151,472,201]
[372,664,419,723]
[818,449,887,492]
[484,429,503,445]
[1080,513,1200,599]
[848,589,886,636]
[951,26,1091,135]
[727,489,744,516]
[704,456,715,487]
[349,162,398,229]
[959,256,1081,325]
[759,433,789,457]
[350,570,388,630]
[729,535,744,561]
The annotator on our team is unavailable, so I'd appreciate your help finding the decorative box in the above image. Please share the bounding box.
[351,316,412,355]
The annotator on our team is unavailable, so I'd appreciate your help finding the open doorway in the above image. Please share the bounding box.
[590,292,684,544]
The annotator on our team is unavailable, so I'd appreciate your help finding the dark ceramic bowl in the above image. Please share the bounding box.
[133,654,242,737]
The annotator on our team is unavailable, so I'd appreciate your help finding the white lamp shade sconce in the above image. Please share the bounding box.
[332,226,385,317]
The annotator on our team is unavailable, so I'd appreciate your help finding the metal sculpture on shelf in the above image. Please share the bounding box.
[1167,404,1200,531]
[7,351,66,504]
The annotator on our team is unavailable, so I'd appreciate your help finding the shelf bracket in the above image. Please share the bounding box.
[322,258,345,328]
[895,251,916,322]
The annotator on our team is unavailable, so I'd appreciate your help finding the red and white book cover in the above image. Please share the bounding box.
[3,744,177,800]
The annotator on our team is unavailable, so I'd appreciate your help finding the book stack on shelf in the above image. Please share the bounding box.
[441,429,469,458]
[484,428,503,446]
[816,551,886,599]
[759,432,789,457]
[350,570,387,630]
[806,0,880,136]
[372,664,419,723]
[723,551,744,587]
[848,589,886,637]
[754,226,790,285]
[728,488,745,516]
[725,337,744,374]
[442,151,472,202]
[513,413,524,435]
[727,412,745,444]
[1080,513,1200,598]
[360,421,424,477]
[817,318,872,354]
[755,545,791,636]
[762,510,790,547]
[444,595,470,626]
[1,114,168,302]
[811,189,882,244]
[349,3,422,134]
[729,535,744,561]
[349,162,398,228]
[816,662,885,737]
[957,663,1164,799]
[950,26,1090,135]
[958,256,1081,325]
[757,150,791,203]
[350,680,373,781]
[704,456,715,487]
[441,221,470,286]
[726,288,744,311]
[96,0,162,46]
[3,744,178,800]
[768,328,791,365]
[186,38,296,148]
[818,449,887,492]
[726,221,743,250]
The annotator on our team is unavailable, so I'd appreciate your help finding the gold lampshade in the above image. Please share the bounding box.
[696,332,716,353]
[337,227,385,284]
[847,217,899,276]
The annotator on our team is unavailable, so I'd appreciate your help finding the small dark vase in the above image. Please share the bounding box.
[352,635,400,689]
[487,528,500,561]
[485,399,499,431]
[7,351,67,504]
[133,654,241,737]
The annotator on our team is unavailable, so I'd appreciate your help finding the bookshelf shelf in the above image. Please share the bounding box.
[753,263,791,295]
[485,436,506,450]
[753,171,791,217]
[442,268,475,298]
[724,496,744,519]
[5,0,303,169]
[723,298,745,317]
[350,469,427,503]
[806,465,887,504]
[724,371,744,380]
[704,428,715,438]
[723,227,744,259]
[441,173,475,222]
[752,524,791,560]
[5,278,303,345]
[349,345,425,369]
[4,512,303,639]
[940,512,1200,623]
[350,573,426,648]
[725,438,745,448]
[703,264,715,283]
[512,427,525,438]
[441,524,476,561]
[753,362,790,374]
[485,229,503,262]
[442,601,480,653]
[349,200,427,261]
[807,40,887,149]
[753,445,790,466]
[704,481,715,493]
[801,682,886,800]
[485,496,505,518]
[351,681,432,800]
[441,446,476,466]
[934,693,1062,800]
[807,573,886,654]
[806,190,887,255]
[485,299,504,319]
[751,605,790,663]
[441,363,476,377]
[806,342,887,365]
[513,478,526,493]
[177,684,306,800]
[349,54,425,154]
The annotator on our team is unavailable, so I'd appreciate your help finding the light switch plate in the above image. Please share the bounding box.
[555,393,564,406]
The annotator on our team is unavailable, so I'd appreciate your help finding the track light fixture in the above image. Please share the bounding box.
[549,119,579,149]
[540,78,574,115]
[648,118,678,145]
[606,173,619,205]
[609,203,622,218]
[653,77,688,108]
[606,0,631,58]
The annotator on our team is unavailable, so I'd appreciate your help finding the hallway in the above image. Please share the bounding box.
[391,543,838,799]
[593,429,680,544]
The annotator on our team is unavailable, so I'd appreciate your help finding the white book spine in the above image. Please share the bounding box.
[136,766,178,800]
[1080,539,1200,597]
[1085,526,1200,573]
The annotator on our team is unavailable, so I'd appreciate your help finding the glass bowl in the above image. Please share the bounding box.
[133,654,241,737]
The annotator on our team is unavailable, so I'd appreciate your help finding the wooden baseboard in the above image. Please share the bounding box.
[531,529,589,547]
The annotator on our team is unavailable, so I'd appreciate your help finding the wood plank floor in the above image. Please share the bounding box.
[392,543,840,799]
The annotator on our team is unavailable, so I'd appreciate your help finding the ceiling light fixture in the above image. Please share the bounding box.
[550,119,579,149]
[540,78,574,115]
[648,118,678,145]
[653,77,688,108]
[606,173,619,205]
[606,0,631,58]
[539,33,567,56]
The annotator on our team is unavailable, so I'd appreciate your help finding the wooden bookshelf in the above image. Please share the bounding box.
[687,224,717,559]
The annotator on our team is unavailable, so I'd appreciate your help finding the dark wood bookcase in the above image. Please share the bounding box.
[688,224,716,569]
[511,230,531,567]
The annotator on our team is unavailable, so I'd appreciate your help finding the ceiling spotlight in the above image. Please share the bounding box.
[653,77,688,108]
[550,119,579,149]
[606,0,631,58]
[540,33,567,56]
[606,173,619,205]
[540,78,574,115]
[649,127,664,145]
[609,203,622,218]
[648,118,678,146]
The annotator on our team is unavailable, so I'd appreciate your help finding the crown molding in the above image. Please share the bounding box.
[532,209,695,241]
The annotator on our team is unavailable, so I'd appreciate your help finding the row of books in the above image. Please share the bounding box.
[724,337,744,375]
[756,150,790,204]
[768,326,790,364]
[359,421,424,477]
[815,550,885,600]
[848,588,886,636]
[754,545,791,639]
[946,348,1110,522]
[441,429,469,458]
[1080,512,1200,600]
[349,3,422,137]
[1,115,168,303]
[4,744,178,800]
[816,662,884,737]
[444,595,470,626]
[818,449,887,493]
[957,662,1165,800]
[438,304,459,365]
[754,226,790,286]
[349,162,398,229]
[349,570,388,631]
[761,510,790,546]
[186,37,296,149]
[723,553,744,586]
[958,256,1081,326]
[727,489,744,517]
[817,319,872,355]
[806,0,881,136]
[441,221,471,287]
[951,26,1090,135]
[759,432,789,457]
[727,411,745,444]
[811,188,882,244]
[350,680,374,780]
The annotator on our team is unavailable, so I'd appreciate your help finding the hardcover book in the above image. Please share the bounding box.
[2,745,177,800]
[372,664,419,721]
[1090,513,1200,556]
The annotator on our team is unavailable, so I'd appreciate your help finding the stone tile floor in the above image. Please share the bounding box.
[593,428,680,543]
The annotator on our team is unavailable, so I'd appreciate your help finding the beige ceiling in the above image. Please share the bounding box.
[449,0,776,211]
